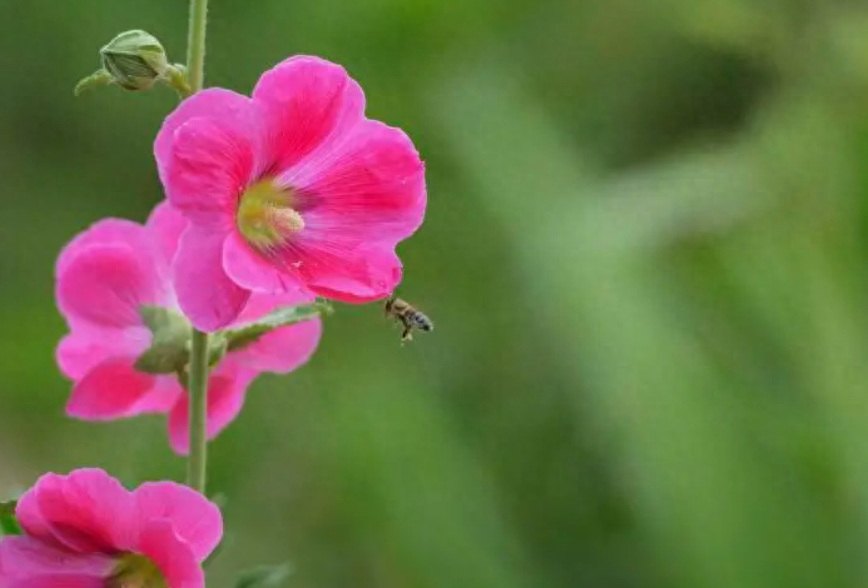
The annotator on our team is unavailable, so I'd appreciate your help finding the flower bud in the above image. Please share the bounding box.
[99,30,169,91]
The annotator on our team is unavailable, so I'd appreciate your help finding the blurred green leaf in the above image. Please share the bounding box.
[0,501,21,536]
[234,563,293,588]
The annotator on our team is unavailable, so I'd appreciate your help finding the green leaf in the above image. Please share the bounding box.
[225,301,332,352]
[0,500,22,536]
[234,563,293,588]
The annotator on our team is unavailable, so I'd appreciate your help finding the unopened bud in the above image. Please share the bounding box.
[100,30,169,91]
[75,30,191,97]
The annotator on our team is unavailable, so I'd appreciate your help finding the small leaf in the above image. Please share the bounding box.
[225,301,332,352]
[0,500,22,536]
[234,563,293,588]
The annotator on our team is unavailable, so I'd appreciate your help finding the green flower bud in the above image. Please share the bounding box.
[99,30,169,91]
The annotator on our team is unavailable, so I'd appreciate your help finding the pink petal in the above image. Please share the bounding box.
[252,56,365,172]
[57,243,168,331]
[0,536,112,588]
[162,116,255,225]
[23,470,136,553]
[135,376,185,414]
[146,201,189,268]
[167,363,257,455]
[222,230,304,294]
[14,488,65,556]
[137,520,204,588]
[231,316,322,374]
[284,120,426,244]
[56,328,150,382]
[173,225,251,332]
[133,482,222,561]
[299,242,404,303]
[155,88,252,186]
[266,120,423,302]
[56,335,112,381]
[56,219,151,279]
[66,358,160,420]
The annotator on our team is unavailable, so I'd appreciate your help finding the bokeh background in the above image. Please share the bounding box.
[4,0,868,587]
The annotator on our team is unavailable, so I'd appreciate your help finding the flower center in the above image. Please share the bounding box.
[237,178,304,253]
[108,553,167,588]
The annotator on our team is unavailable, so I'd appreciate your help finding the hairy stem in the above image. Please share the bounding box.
[186,0,208,94]
[187,329,210,492]
[185,0,210,493]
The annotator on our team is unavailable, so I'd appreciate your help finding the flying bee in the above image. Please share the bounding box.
[384,296,433,342]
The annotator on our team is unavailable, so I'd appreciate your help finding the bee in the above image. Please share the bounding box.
[384,296,433,342]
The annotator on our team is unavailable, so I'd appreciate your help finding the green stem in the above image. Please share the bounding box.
[187,329,210,492]
[186,0,208,93]
[185,0,210,493]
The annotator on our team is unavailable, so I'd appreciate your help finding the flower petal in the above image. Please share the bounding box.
[252,55,365,173]
[155,88,252,185]
[136,376,185,414]
[66,358,160,420]
[284,120,426,244]
[167,363,257,455]
[57,243,168,331]
[146,201,189,268]
[23,470,136,553]
[56,219,151,279]
[265,120,423,303]
[173,225,251,332]
[298,242,404,303]
[0,536,112,588]
[56,334,119,381]
[137,520,204,588]
[222,230,304,294]
[162,115,255,225]
[133,482,222,562]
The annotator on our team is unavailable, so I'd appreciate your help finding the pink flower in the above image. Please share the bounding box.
[55,202,322,454]
[0,468,221,588]
[155,55,426,331]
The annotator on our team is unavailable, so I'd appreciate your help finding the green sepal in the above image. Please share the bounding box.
[0,500,22,536]
[234,563,293,588]
[74,69,113,96]
[99,30,168,91]
[134,306,192,375]
[225,301,332,352]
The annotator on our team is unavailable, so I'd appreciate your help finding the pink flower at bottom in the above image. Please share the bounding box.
[0,468,221,588]
[55,202,322,454]
[155,55,427,332]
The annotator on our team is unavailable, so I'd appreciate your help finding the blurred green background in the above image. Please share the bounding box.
[4,0,868,587]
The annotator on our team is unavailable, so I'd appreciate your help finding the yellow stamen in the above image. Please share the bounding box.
[237,178,304,252]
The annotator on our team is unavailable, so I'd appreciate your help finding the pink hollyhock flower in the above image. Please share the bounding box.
[0,468,221,588]
[155,55,426,331]
[55,202,322,454]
